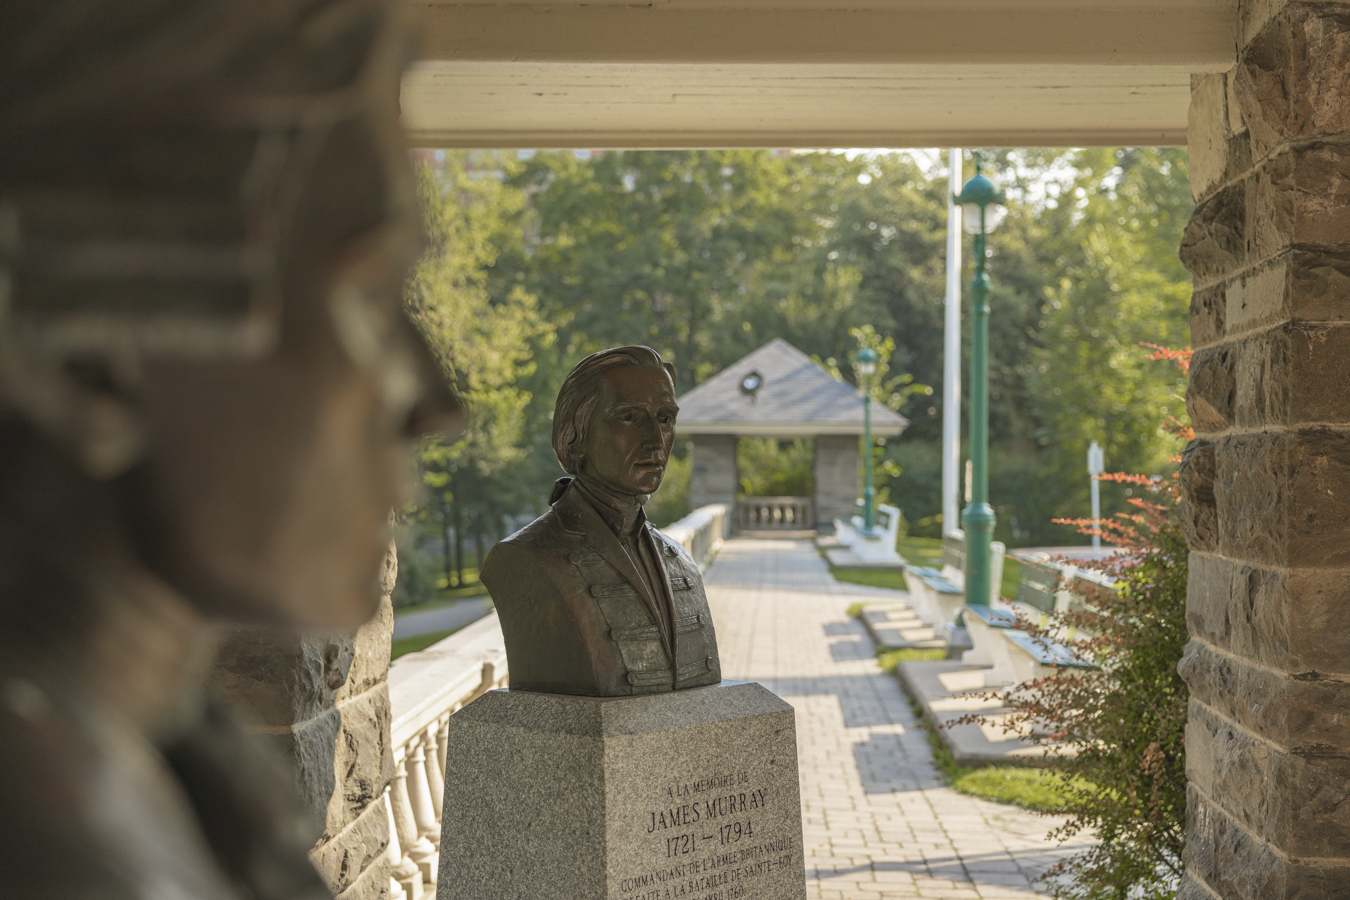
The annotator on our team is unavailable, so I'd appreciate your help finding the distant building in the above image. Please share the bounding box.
[676,338,907,532]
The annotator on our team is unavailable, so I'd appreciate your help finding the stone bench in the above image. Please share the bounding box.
[905,529,1004,627]
[832,501,903,564]
[1002,631,1092,682]
[959,555,1104,687]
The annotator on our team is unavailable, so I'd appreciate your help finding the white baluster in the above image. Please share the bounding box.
[406,737,442,856]
[437,715,449,776]
[393,755,438,885]
[423,726,445,823]
[384,785,421,900]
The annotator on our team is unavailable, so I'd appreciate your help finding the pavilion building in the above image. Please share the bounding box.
[675,338,907,533]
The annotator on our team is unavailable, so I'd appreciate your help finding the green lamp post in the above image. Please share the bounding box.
[854,346,879,533]
[953,152,1006,607]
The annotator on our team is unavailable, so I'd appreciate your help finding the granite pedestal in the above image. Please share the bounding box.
[438,680,806,900]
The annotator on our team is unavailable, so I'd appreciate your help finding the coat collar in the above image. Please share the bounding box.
[554,483,669,635]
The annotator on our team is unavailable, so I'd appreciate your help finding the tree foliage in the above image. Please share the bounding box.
[402,154,555,593]
[410,147,1193,552]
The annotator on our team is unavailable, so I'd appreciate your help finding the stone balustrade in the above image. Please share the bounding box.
[383,613,508,899]
[736,495,813,530]
[658,503,728,569]
[382,505,728,898]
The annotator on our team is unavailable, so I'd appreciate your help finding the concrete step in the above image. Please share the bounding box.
[893,659,1075,767]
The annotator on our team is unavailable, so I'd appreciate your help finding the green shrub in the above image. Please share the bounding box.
[961,489,1188,899]
[949,343,1192,899]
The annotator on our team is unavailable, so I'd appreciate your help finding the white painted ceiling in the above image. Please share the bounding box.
[401,1,1236,148]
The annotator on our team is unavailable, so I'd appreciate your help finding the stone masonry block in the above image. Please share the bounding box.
[1190,283,1226,347]
[1177,876,1221,900]
[1186,553,1350,674]
[323,685,394,839]
[690,434,738,510]
[213,628,356,727]
[1182,182,1247,288]
[1214,428,1350,567]
[1185,784,1284,900]
[1235,3,1350,163]
[813,434,859,531]
[313,793,391,896]
[1189,70,1257,206]
[1179,639,1350,749]
[1190,72,1234,202]
[1179,440,1218,552]
[1282,322,1350,425]
[1200,249,1350,349]
[1289,247,1350,321]
[1232,326,1292,430]
[1240,0,1292,50]
[1185,783,1350,900]
[335,854,392,900]
[1188,345,1237,434]
[273,705,341,831]
[1184,145,1350,290]
[1216,256,1288,341]
[1252,145,1350,262]
[1187,700,1350,858]
[342,595,394,703]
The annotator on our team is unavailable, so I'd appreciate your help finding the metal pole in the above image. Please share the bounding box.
[942,149,963,537]
[1088,440,1103,553]
[1091,475,1101,553]
[962,203,996,607]
[863,379,875,531]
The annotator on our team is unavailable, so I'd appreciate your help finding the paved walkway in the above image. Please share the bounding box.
[702,537,1089,899]
[392,597,494,639]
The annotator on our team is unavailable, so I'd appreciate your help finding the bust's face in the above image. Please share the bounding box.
[579,366,678,496]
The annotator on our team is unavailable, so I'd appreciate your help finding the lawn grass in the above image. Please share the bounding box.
[913,695,1078,812]
[391,627,461,660]
[835,535,1024,600]
[951,767,1081,812]
[896,536,943,567]
[831,566,909,592]
[876,647,947,670]
[999,556,1023,603]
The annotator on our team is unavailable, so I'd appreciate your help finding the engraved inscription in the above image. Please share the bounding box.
[618,771,799,900]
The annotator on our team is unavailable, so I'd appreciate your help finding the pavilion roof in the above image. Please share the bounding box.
[675,338,908,438]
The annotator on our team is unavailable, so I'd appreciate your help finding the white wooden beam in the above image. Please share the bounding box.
[401,1,1234,148]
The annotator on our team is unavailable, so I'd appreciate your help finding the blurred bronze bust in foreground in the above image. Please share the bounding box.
[481,347,721,697]
[0,2,462,897]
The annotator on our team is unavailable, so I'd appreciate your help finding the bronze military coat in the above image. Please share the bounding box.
[480,482,721,696]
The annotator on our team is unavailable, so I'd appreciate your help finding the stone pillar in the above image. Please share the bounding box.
[689,434,738,510]
[1180,4,1350,896]
[812,435,858,532]
[210,543,399,900]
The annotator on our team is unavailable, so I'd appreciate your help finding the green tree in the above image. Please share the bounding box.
[506,150,803,387]
[478,149,1193,546]
[404,153,555,588]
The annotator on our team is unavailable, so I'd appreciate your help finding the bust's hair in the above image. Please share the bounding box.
[551,346,675,475]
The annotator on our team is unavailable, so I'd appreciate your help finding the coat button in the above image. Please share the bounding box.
[705,657,716,672]
[626,672,639,685]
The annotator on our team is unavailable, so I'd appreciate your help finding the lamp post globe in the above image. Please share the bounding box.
[854,347,879,532]
[952,152,1005,608]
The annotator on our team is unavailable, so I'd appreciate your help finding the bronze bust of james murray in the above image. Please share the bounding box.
[481,347,722,697]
